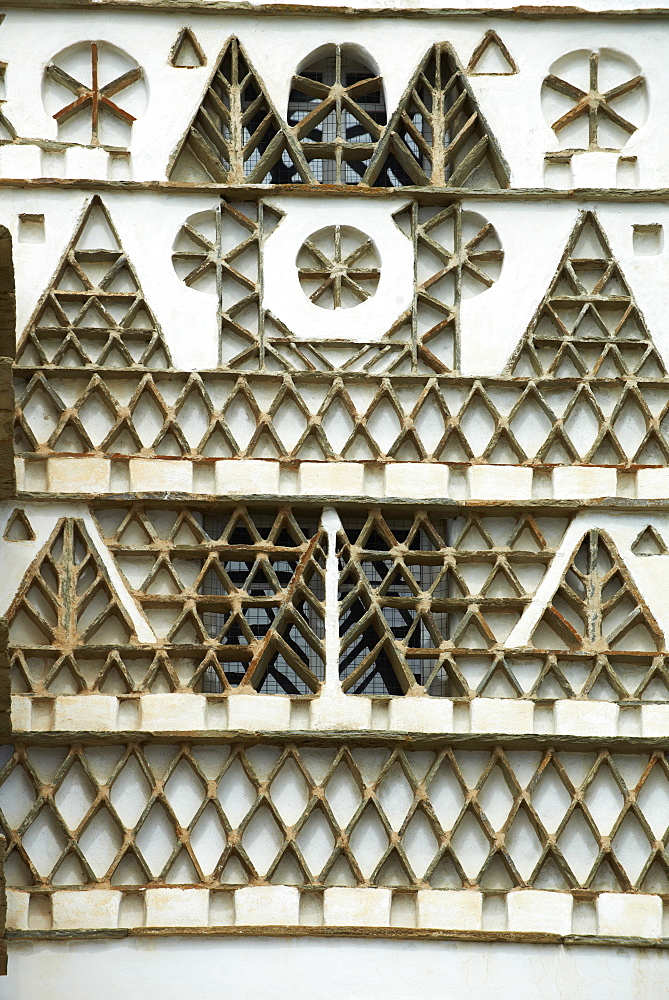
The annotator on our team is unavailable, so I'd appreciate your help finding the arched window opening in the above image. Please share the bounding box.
[287,44,386,184]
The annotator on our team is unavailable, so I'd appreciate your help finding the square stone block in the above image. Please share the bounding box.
[47,457,110,494]
[554,700,618,737]
[417,890,482,930]
[642,704,669,737]
[468,466,532,501]
[470,698,534,734]
[387,698,453,733]
[310,694,372,731]
[11,696,30,731]
[323,888,391,927]
[507,890,572,935]
[215,460,280,496]
[145,889,209,927]
[637,469,669,500]
[552,467,616,500]
[299,463,365,497]
[234,886,300,926]
[53,696,118,732]
[129,459,193,493]
[140,693,206,731]
[5,891,29,930]
[226,694,291,731]
[597,893,662,939]
[385,463,449,500]
[52,890,120,929]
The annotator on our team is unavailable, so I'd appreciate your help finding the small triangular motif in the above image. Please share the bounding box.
[170,27,206,68]
[168,36,312,183]
[16,197,172,371]
[4,508,35,541]
[467,30,518,75]
[632,525,668,556]
[364,42,510,188]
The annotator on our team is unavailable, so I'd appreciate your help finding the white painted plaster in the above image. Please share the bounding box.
[6,936,669,1000]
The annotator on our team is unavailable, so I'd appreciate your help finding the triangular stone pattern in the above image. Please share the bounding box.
[7,517,138,649]
[531,528,665,652]
[467,30,518,75]
[168,36,312,183]
[337,510,568,695]
[15,196,172,370]
[632,525,668,556]
[102,506,327,694]
[170,27,206,68]
[508,211,665,380]
[363,42,510,188]
[4,508,35,541]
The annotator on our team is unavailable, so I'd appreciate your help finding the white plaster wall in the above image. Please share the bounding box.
[264,196,413,341]
[5,938,669,1000]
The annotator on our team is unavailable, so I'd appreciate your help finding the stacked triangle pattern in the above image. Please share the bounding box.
[508,211,666,379]
[15,196,171,370]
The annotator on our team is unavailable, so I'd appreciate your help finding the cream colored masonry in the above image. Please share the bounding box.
[4,886,668,940]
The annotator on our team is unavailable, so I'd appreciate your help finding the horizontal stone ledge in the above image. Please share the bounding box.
[4,176,669,196]
[15,489,669,516]
[6,888,666,944]
[12,694,666,739]
[9,726,669,753]
[12,456,653,503]
[7,926,669,950]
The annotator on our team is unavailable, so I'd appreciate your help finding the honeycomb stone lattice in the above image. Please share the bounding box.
[4,740,669,898]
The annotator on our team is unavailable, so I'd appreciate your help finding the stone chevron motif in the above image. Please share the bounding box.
[15,196,171,371]
[363,42,510,188]
[5,741,669,892]
[168,36,312,183]
[337,509,570,694]
[167,39,508,188]
[7,517,138,650]
[531,528,665,654]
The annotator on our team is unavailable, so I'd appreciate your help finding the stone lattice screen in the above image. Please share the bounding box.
[2,6,669,964]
